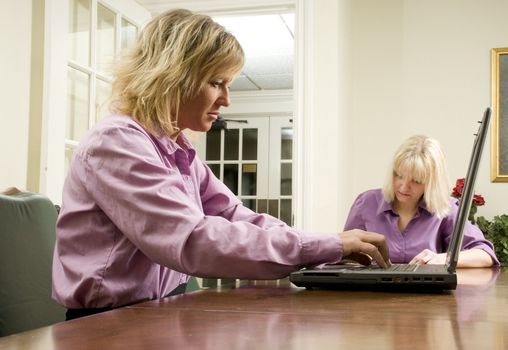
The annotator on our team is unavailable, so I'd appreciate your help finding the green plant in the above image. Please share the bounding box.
[476,215,508,265]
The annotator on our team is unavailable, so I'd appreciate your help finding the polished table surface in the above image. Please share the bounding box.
[1,268,507,350]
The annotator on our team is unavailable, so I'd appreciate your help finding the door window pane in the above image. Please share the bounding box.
[280,199,292,226]
[281,127,293,160]
[242,129,258,160]
[268,199,279,218]
[257,199,268,213]
[223,164,238,195]
[121,18,137,50]
[69,0,90,66]
[208,164,220,179]
[97,4,116,74]
[241,164,257,196]
[206,129,221,160]
[95,78,111,122]
[281,163,292,195]
[242,199,256,211]
[224,129,239,160]
[67,68,90,141]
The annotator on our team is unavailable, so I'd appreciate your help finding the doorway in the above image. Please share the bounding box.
[193,115,293,226]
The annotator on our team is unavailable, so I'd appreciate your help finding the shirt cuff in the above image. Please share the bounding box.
[296,231,343,267]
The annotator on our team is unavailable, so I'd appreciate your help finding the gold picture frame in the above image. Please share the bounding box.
[491,47,508,182]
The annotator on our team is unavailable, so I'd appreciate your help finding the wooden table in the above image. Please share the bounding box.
[0,268,507,350]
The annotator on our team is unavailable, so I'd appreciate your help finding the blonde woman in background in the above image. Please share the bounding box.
[344,135,498,267]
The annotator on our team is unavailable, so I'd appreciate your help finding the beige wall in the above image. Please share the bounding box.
[0,0,32,192]
[306,0,344,232]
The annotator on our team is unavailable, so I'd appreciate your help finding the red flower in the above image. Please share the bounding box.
[451,178,485,207]
[473,194,485,206]
[451,178,465,198]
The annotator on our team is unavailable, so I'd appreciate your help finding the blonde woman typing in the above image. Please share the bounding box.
[344,135,498,267]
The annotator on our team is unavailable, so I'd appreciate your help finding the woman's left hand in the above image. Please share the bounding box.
[409,249,446,265]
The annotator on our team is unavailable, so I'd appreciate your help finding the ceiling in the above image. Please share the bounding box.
[133,1,294,92]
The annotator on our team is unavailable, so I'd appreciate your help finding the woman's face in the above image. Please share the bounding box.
[176,75,235,134]
[392,171,425,208]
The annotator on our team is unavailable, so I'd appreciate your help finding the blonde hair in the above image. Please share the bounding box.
[382,135,451,218]
[110,9,244,137]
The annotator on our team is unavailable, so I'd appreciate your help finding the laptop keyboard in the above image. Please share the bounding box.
[330,263,419,272]
[386,264,419,272]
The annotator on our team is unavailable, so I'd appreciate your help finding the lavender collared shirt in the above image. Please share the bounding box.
[343,189,499,265]
[52,115,342,309]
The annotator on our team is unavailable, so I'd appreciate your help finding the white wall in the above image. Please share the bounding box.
[306,0,343,232]
[0,0,32,191]
[224,90,293,116]
[340,0,508,225]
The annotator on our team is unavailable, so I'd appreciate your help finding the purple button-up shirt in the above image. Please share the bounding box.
[343,189,499,265]
[52,115,342,308]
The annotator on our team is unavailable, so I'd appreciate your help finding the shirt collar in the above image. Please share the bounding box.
[377,198,393,216]
[153,131,197,164]
[377,196,431,216]
[114,116,197,164]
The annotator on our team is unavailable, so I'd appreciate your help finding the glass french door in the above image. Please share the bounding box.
[194,115,293,226]
[66,0,139,175]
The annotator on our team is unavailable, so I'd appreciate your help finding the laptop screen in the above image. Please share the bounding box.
[445,107,491,272]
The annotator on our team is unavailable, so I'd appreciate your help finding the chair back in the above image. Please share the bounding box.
[0,189,65,336]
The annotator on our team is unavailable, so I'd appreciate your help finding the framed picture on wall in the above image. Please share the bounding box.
[491,47,508,182]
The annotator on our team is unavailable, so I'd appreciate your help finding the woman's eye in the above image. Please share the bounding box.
[210,81,222,88]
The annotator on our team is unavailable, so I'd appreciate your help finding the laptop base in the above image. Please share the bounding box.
[290,267,457,292]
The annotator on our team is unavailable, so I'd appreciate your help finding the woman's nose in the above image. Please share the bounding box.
[400,179,411,189]
[219,87,231,107]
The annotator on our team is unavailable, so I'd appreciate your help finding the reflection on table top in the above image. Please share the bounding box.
[0,268,507,350]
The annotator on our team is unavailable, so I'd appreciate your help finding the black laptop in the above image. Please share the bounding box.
[290,107,492,292]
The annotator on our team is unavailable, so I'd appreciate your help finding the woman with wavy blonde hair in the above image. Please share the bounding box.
[111,8,245,138]
[53,8,391,321]
[344,135,498,267]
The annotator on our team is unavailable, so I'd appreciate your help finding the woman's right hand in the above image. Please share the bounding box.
[338,229,391,268]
